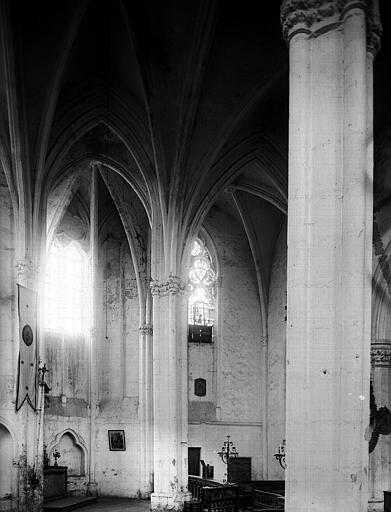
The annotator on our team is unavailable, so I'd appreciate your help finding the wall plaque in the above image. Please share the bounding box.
[194,378,206,397]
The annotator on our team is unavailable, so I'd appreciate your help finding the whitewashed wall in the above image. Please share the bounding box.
[266,222,286,479]
[0,167,17,501]
[188,205,264,480]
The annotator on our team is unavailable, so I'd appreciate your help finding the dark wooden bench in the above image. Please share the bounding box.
[187,476,239,512]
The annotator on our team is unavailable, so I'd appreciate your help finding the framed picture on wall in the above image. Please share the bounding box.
[108,430,126,451]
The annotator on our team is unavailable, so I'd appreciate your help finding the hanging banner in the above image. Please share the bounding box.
[16,284,37,411]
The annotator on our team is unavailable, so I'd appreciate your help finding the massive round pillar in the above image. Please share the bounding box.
[150,274,191,511]
[281,1,381,510]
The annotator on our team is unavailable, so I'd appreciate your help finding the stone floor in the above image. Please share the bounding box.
[76,499,150,512]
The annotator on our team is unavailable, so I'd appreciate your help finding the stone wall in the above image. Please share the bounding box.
[266,221,287,479]
[44,210,142,497]
[42,188,286,494]
[0,167,17,503]
[0,169,16,414]
[188,204,264,480]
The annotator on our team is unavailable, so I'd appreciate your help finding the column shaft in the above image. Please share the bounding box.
[285,5,373,511]
[87,166,99,494]
[150,275,191,511]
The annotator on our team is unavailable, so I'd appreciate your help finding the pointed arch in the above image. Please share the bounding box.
[47,428,88,476]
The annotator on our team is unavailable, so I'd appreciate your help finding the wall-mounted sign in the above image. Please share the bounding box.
[194,378,206,397]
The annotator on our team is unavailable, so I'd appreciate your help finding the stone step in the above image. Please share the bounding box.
[43,496,97,512]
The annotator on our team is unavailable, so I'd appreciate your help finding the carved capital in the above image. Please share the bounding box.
[280,0,380,53]
[150,275,186,297]
[371,340,391,367]
[16,259,38,278]
[367,1,382,56]
[139,324,153,336]
[281,0,342,41]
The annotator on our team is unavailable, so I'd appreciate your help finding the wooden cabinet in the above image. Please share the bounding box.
[227,457,251,483]
[43,466,67,501]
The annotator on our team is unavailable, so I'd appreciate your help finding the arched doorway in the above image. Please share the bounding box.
[0,423,13,498]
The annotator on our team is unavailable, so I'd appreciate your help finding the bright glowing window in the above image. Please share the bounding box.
[188,238,216,326]
[43,240,90,335]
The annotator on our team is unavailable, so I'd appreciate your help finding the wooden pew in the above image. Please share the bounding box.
[235,480,285,510]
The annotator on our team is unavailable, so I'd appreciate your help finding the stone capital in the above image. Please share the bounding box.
[371,340,391,367]
[150,275,186,297]
[280,0,381,53]
[139,324,153,336]
[16,259,38,279]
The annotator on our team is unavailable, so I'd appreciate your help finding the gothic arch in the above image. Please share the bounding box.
[0,416,17,452]
[184,132,287,246]
[47,428,88,476]
[0,417,17,501]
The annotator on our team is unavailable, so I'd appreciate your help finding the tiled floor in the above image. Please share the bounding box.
[78,498,150,512]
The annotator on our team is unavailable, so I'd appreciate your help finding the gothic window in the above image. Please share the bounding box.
[188,238,216,342]
[43,240,90,335]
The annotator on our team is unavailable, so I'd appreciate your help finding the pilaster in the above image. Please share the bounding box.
[139,322,154,495]
[87,166,98,495]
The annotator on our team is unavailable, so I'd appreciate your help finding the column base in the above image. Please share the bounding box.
[151,491,192,511]
[86,481,98,496]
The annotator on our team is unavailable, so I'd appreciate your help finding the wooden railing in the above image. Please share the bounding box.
[252,489,285,511]
[187,476,239,512]
[188,476,223,500]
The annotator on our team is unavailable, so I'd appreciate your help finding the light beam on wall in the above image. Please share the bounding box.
[43,241,91,335]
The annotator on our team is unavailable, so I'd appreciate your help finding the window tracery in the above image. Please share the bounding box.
[188,238,216,329]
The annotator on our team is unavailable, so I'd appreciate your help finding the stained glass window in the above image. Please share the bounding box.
[188,238,216,327]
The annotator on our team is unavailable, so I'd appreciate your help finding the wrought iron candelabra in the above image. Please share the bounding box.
[218,435,239,464]
[274,439,286,469]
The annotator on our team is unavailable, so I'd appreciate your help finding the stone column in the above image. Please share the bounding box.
[139,321,153,495]
[281,1,380,510]
[150,275,191,511]
[369,341,391,506]
[145,295,154,493]
[87,166,98,495]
